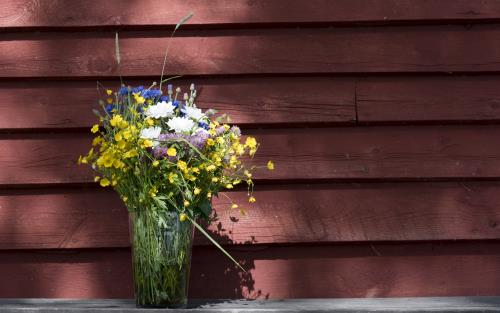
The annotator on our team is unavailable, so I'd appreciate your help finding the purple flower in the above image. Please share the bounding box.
[215,126,226,136]
[155,131,210,156]
[230,126,241,137]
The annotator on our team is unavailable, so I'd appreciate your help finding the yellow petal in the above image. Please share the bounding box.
[167,147,177,157]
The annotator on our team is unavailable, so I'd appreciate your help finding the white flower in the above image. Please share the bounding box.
[140,126,162,146]
[167,117,195,133]
[145,101,176,119]
[182,106,206,121]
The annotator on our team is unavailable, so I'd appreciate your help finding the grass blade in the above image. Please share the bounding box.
[175,12,194,31]
[115,32,121,65]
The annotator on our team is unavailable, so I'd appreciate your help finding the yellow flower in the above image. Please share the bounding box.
[99,178,110,187]
[177,160,188,171]
[249,196,256,203]
[113,159,124,169]
[145,118,154,126]
[167,147,177,157]
[141,139,153,148]
[183,200,190,207]
[206,138,214,146]
[91,124,99,133]
[94,176,100,182]
[123,149,138,158]
[119,120,128,129]
[179,213,188,222]
[117,140,126,150]
[92,136,102,146]
[235,144,245,155]
[106,89,113,95]
[122,196,128,203]
[207,192,212,199]
[206,164,216,171]
[114,133,122,141]
[216,137,224,145]
[244,170,252,178]
[110,115,123,127]
[168,172,178,183]
[226,184,233,189]
[223,124,230,131]
[231,203,238,209]
[245,137,257,149]
[122,130,132,140]
[152,160,159,167]
[194,187,201,195]
[212,177,219,183]
[106,98,113,104]
[77,156,87,165]
[133,93,145,104]
[267,160,274,170]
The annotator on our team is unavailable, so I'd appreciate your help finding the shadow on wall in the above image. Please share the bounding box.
[190,211,269,299]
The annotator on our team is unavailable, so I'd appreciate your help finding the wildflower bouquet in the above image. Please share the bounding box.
[79,81,272,307]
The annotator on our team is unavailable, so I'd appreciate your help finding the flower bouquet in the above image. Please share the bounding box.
[79,14,273,306]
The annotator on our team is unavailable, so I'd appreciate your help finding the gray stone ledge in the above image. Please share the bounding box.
[0,297,500,313]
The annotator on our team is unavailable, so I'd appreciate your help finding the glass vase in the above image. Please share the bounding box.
[129,209,194,308]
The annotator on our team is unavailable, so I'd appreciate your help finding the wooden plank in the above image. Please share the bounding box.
[357,77,500,123]
[3,25,500,78]
[2,182,500,249]
[0,242,499,298]
[3,125,500,185]
[0,78,355,130]
[2,298,500,313]
[2,0,500,29]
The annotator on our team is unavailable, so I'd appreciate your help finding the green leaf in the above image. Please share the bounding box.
[152,196,167,210]
[187,216,246,272]
[198,198,212,218]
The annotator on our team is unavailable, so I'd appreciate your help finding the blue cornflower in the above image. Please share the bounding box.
[131,86,145,94]
[142,89,162,99]
[119,86,129,96]
[199,121,210,130]
[172,100,180,108]
[105,104,114,113]
[160,95,170,102]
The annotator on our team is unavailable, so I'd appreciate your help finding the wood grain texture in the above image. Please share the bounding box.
[1,0,500,29]
[3,25,500,78]
[3,125,500,185]
[1,242,500,298]
[357,77,500,123]
[0,78,355,130]
[1,182,500,249]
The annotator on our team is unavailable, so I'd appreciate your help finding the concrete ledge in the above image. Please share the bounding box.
[0,297,500,312]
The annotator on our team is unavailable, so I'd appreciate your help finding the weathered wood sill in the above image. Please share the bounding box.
[0,297,499,312]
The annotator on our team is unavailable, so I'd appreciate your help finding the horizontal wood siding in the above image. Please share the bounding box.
[0,0,499,299]
[1,242,500,298]
[4,26,500,77]
[2,0,500,28]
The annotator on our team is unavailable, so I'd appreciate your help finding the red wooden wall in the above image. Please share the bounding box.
[1,0,500,299]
